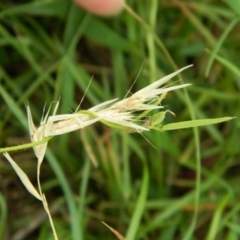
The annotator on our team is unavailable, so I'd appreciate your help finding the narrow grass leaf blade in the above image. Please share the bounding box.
[206,194,231,240]
[161,117,234,131]
[0,0,69,18]
[222,0,240,15]
[126,162,149,240]
[206,51,240,87]
[225,222,240,235]
[0,87,28,129]
[46,149,80,240]
[3,153,42,201]
[0,194,7,239]
[205,17,239,77]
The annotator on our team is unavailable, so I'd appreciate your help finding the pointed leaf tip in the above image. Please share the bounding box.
[3,153,42,201]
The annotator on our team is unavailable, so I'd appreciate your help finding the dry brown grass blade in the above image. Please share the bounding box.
[102,222,126,240]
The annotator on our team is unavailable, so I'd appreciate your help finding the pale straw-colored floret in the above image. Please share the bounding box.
[43,99,119,136]
[109,65,192,112]
[88,65,192,129]
[96,108,147,130]
[45,113,101,136]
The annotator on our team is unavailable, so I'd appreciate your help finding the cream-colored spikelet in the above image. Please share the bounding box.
[28,65,192,142]
[108,65,191,112]
[84,65,192,131]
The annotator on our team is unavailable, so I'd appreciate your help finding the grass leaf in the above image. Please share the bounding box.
[3,153,42,201]
[160,117,234,131]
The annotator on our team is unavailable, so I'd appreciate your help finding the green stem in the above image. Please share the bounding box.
[0,136,52,153]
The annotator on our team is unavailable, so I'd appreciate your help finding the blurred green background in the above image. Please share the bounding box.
[0,0,240,239]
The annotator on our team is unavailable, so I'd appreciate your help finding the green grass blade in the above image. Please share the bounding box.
[223,0,240,15]
[0,193,7,239]
[206,194,231,240]
[46,149,80,240]
[160,117,234,131]
[126,160,149,240]
[205,17,239,77]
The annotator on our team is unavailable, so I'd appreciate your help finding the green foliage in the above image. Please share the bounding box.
[0,1,240,240]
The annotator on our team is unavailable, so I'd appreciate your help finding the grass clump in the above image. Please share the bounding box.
[0,1,240,240]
